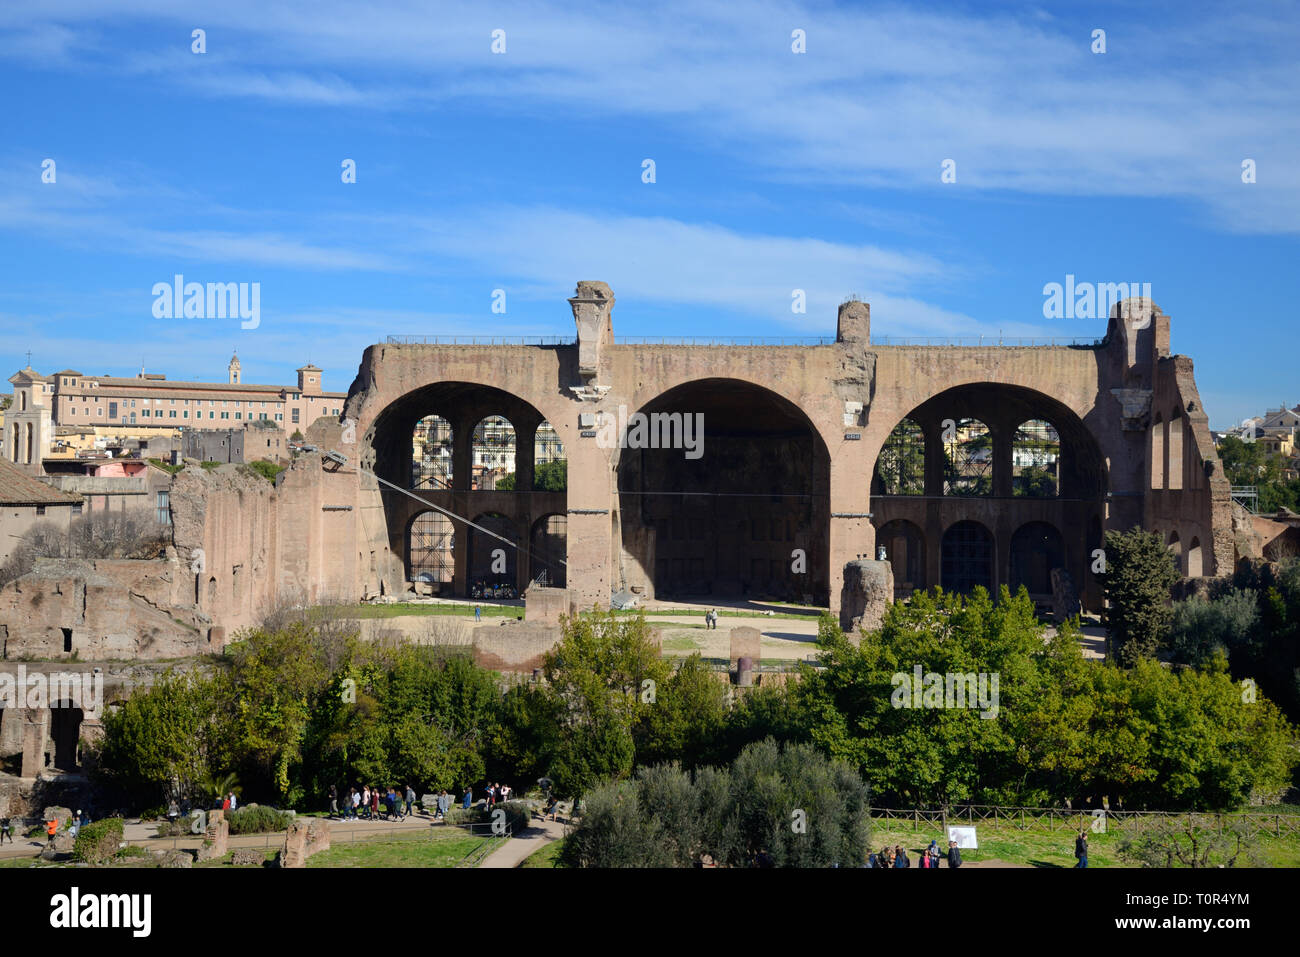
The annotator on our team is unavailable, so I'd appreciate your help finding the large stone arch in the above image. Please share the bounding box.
[871,382,1107,611]
[614,376,832,604]
[363,381,565,597]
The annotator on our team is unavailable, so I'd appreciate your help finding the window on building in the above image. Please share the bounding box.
[292,408,300,424]
[169,411,177,418]
[156,490,171,526]
[71,503,82,516]
[35,505,45,516]
[221,412,229,419]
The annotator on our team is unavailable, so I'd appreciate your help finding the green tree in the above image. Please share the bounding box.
[634,654,730,768]
[224,622,331,802]
[1101,528,1180,665]
[96,671,229,805]
[541,609,669,797]
[495,459,566,492]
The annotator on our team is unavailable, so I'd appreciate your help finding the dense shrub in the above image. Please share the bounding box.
[226,806,293,835]
[1169,589,1259,666]
[562,740,872,868]
[73,818,125,864]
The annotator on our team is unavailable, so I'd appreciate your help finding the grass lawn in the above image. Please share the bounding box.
[867,818,1300,868]
[306,831,491,868]
[519,839,565,868]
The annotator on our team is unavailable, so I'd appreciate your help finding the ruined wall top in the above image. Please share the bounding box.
[569,280,615,394]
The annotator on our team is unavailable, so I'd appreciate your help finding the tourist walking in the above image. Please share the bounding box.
[436,790,450,821]
[370,786,380,820]
[927,840,941,870]
[1074,831,1088,869]
[329,785,339,818]
[362,786,371,819]
[474,605,482,623]
[893,844,910,868]
[405,784,416,818]
[947,840,963,869]
[0,816,12,844]
[462,786,473,810]
[350,787,361,820]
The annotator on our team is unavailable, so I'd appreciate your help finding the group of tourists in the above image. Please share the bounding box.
[705,609,719,630]
[329,784,417,821]
[326,781,516,822]
[867,839,963,868]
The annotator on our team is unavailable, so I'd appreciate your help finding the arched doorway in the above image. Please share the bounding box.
[942,521,994,594]
[876,519,925,596]
[1009,522,1065,597]
[408,511,455,587]
[49,702,83,771]
[530,514,567,587]
[469,513,517,590]
[615,378,830,604]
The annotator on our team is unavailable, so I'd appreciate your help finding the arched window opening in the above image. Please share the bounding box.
[532,420,566,491]
[1012,419,1060,497]
[944,419,992,496]
[413,415,453,490]
[875,418,925,495]
[472,416,516,490]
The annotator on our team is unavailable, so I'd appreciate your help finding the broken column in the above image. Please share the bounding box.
[840,559,894,639]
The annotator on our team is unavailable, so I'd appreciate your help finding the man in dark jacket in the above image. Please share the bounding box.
[947,840,963,868]
[1075,831,1088,868]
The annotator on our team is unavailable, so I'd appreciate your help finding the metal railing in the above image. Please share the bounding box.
[616,336,836,346]
[386,336,570,345]
[384,333,1105,348]
[870,335,1103,347]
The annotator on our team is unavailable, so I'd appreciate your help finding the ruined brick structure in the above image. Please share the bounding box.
[327,284,1228,617]
[0,284,1232,649]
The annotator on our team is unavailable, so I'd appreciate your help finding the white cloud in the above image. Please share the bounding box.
[4,1,1297,230]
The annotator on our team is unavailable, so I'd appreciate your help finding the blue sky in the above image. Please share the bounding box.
[0,0,1296,428]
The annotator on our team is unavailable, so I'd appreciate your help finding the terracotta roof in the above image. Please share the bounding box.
[0,459,82,505]
[52,369,84,377]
